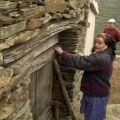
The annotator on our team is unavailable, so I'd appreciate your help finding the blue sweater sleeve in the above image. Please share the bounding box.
[61,52,112,71]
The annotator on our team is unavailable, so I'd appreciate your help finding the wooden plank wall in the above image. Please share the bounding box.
[30,62,53,120]
[28,35,58,120]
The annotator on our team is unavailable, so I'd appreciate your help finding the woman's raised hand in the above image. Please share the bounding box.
[55,46,64,55]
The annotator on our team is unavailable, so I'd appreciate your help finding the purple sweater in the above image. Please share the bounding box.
[61,50,113,97]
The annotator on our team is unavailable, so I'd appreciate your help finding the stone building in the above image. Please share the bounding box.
[0,0,98,120]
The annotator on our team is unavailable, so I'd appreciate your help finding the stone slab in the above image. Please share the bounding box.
[0,21,26,40]
[45,0,66,13]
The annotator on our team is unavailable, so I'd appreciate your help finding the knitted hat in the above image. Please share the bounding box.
[108,18,116,23]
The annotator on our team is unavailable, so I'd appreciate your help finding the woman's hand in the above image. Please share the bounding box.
[55,46,64,55]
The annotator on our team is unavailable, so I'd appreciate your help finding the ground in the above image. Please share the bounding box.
[109,58,120,104]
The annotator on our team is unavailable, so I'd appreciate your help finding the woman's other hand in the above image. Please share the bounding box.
[55,46,64,55]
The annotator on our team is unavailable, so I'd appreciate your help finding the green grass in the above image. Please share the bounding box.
[95,0,120,55]
[75,112,84,120]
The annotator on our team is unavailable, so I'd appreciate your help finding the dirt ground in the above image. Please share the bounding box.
[109,58,120,104]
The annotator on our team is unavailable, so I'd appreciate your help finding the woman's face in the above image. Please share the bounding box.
[108,22,115,29]
[94,37,108,52]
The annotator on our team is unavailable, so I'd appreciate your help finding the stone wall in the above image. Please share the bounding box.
[0,0,92,120]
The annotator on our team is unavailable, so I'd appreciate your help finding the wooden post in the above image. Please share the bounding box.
[53,60,76,120]
[54,101,60,120]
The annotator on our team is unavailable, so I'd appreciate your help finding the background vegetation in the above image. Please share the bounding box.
[95,0,120,54]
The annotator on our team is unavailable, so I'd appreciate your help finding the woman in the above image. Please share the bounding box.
[104,18,120,42]
[55,33,115,120]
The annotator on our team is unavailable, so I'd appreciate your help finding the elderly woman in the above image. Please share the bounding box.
[55,33,116,120]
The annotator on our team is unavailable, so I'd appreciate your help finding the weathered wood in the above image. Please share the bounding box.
[36,63,52,119]
[0,21,26,40]
[37,107,52,120]
[29,73,36,120]
[4,36,58,66]
[53,60,76,120]
[30,63,53,120]
[31,47,55,75]
[2,20,76,65]
[54,101,60,120]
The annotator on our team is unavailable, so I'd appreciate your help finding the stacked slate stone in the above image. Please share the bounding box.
[52,26,87,120]
[0,0,90,120]
[52,1,89,120]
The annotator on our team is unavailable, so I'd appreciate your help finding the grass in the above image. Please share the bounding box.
[75,112,84,120]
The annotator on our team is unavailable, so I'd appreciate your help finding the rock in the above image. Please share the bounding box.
[106,104,120,120]
[5,29,39,46]
[69,0,77,9]
[37,0,45,6]
[17,1,29,8]
[63,14,72,19]
[0,52,3,65]
[0,68,14,89]
[0,21,26,40]
[52,13,63,20]
[0,42,10,51]
[19,6,45,20]
[5,85,30,120]
[45,0,66,13]
[0,1,17,10]
[10,100,32,120]
[26,18,42,30]
[40,13,52,25]
[0,104,14,120]
[0,15,15,26]
[9,11,21,19]
[69,10,77,18]
[77,0,90,8]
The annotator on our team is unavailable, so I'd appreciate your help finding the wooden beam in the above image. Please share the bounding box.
[53,60,76,120]
[3,35,58,65]
[54,101,60,120]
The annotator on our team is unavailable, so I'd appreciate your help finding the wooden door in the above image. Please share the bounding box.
[29,63,53,120]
